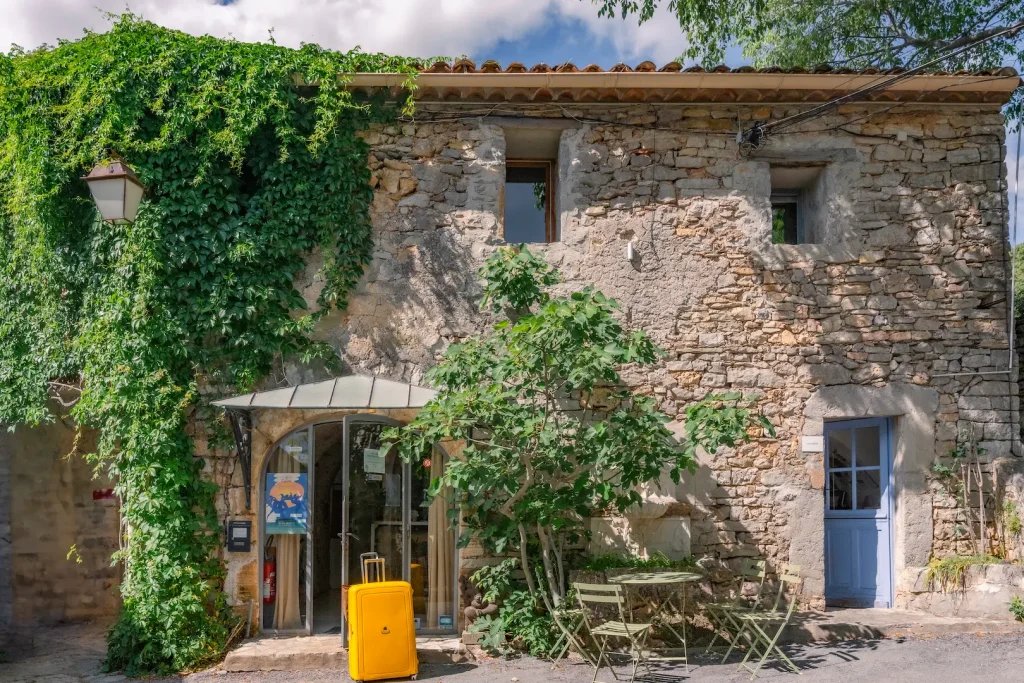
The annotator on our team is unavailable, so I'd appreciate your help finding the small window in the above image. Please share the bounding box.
[504,160,555,243]
[769,165,824,245]
[771,191,800,245]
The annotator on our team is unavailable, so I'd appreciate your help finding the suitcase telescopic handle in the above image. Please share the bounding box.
[360,552,386,583]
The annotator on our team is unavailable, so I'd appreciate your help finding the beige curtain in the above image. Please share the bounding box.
[273,448,303,630]
[427,453,455,628]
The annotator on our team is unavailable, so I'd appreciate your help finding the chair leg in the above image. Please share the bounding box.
[552,619,592,669]
[739,621,799,680]
[724,621,753,664]
[591,635,620,683]
[704,611,723,654]
[763,624,800,676]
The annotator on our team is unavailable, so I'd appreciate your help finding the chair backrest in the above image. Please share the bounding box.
[574,582,627,625]
[778,564,803,617]
[763,563,802,614]
[737,558,769,606]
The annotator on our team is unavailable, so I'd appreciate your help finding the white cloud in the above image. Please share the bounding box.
[0,0,683,63]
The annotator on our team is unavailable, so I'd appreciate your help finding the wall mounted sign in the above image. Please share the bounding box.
[801,436,824,453]
[363,447,385,474]
[226,520,252,552]
[265,472,308,534]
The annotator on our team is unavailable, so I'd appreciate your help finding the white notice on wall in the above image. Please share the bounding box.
[801,436,824,453]
[363,448,385,474]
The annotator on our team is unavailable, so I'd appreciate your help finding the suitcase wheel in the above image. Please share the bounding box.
[410,676,417,680]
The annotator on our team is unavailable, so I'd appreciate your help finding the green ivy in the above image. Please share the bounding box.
[0,15,422,674]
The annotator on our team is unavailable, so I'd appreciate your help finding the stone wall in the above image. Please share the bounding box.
[292,101,1018,607]
[902,562,1024,619]
[0,410,120,627]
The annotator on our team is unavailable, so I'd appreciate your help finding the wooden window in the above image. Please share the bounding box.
[504,160,556,243]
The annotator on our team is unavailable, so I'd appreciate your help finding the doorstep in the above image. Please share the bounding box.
[781,607,1024,642]
[222,634,465,672]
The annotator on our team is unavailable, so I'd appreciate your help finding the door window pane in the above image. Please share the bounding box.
[828,429,853,469]
[264,429,310,631]
[829,471,853,510]
[412,449,456,631]
[857,470,882,509]
[347,422,404,587]
[855,426,881,467]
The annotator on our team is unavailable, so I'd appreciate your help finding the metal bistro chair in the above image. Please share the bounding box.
[728,564,804,680]
[574,583,652,683]
[539,587,597,669]
[704,558,769,656]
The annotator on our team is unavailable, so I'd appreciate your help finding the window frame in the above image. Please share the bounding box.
[770,191,801,245]
[505,159,557,244]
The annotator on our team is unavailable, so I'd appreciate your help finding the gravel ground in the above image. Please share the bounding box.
[5,624,1023,683]
[176,634,1024,683]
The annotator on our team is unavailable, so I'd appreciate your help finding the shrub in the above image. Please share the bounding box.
[925,554,999,592]
[1010,595,1024,622]
[572,551,696,572]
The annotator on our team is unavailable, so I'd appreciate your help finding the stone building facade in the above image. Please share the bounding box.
[4,65,1023,633]
[0,408,120,631]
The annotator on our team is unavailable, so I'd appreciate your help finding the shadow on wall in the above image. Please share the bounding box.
[308,213,486,384]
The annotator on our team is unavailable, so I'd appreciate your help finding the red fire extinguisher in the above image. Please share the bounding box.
[263,548,276,605]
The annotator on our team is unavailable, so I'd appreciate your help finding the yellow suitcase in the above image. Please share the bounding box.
[348,556,418,682]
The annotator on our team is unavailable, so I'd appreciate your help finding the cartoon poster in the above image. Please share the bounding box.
[265,472,308,534]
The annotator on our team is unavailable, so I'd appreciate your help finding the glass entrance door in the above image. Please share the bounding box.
[339,417,458,641]
[341,417,406,644]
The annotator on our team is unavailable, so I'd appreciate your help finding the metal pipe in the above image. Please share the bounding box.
[931,369,1015,378]
[1010,128,1022,371]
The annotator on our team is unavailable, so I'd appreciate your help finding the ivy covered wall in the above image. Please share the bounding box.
[0,15,419,674]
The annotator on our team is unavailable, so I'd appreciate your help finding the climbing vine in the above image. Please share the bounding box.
[0,15,421,674]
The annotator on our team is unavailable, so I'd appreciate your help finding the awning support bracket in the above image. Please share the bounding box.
[225,408,253,510]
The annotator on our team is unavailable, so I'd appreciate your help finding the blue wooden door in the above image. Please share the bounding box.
[824,418,892,607]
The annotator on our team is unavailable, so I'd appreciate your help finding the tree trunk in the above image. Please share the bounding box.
[553,532,566,598]
[518,523,538,596]
[961,459,979,554]
[536,523,562,606]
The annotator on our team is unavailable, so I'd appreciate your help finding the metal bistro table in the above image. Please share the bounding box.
[608,570,703,671]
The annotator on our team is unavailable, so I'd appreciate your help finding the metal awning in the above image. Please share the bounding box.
[214,375,436,511]
[212,374,437,411]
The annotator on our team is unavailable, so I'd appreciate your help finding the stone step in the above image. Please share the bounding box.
[222,635,465,672]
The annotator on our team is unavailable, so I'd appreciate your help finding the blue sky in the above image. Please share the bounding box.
[0,0,1018,233]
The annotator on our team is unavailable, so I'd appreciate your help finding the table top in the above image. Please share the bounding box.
[607,571,703,585]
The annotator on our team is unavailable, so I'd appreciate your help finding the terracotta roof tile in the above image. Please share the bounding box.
[403,60,1018,77]
[343,62,1020,105]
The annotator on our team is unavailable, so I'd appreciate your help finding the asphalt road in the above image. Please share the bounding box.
[178,634,1024,683]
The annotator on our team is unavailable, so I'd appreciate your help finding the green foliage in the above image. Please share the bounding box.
[0,15,422,674]
[572,551,696,572]
[593,1,1024,125]
[386,246,772,606]
[771,208,786,244]
[1004,500,1023,536]
[468,559,561,657]
[926,554,999,591]
[1010,595,1024,621]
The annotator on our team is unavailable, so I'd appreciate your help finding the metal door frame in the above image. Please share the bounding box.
[824,417,894,607]
[258,423,315,635]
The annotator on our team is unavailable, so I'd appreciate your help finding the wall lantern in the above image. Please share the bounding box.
[82,156,146,224]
